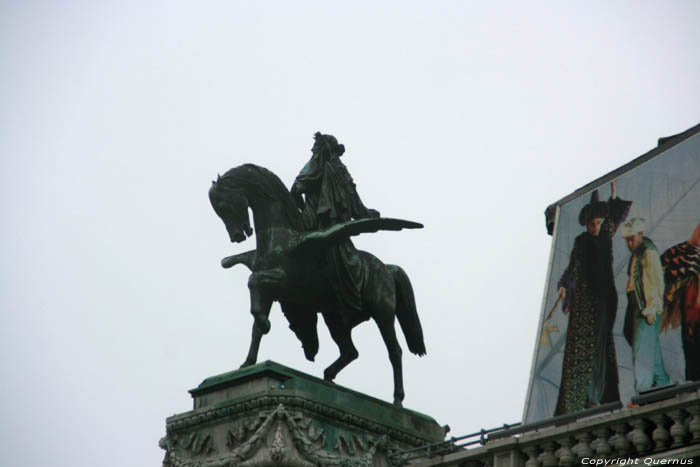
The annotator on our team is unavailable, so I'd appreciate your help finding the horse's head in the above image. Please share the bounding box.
[209,179,254,243]
[210,164,304,244]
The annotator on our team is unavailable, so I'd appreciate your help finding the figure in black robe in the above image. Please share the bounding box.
[554,183,631,416]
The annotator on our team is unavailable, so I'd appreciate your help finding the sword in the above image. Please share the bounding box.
[540,294,564,347]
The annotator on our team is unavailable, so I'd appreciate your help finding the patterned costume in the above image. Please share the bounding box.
[661,241,700,381]
[554,195,631,416]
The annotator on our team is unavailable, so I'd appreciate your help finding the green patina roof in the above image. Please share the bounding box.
[187,360,444,443]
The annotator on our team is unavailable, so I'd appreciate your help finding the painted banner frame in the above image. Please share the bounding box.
[523,124,700,424]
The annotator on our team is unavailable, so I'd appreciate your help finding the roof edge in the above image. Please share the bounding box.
[544,121,700,235]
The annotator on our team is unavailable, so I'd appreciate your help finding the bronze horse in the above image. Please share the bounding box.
[209,164,425,405]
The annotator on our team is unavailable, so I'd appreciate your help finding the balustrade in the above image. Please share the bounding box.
[406,392,700,467]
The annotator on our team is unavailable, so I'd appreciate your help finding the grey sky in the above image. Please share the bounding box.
[1,2,700,466]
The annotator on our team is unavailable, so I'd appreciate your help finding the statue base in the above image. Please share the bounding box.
[160,360,445,467]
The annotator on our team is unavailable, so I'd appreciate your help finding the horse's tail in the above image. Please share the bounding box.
[388,264,426,356]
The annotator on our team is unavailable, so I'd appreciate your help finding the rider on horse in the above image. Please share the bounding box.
[209,146,425,404]
[290,132,380,318]
[291,132,379,230]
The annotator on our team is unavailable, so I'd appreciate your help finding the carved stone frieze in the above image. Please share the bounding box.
[162,403,399,467]
[161,362,443,467]
[168,393,433,447]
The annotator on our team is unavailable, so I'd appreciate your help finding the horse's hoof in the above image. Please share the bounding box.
[393,400,403,407]
[240,359,255,368]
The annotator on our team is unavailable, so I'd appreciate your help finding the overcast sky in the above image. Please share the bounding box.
[2,2,700,466]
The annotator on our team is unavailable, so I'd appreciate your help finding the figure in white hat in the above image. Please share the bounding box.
[621,217,670,395]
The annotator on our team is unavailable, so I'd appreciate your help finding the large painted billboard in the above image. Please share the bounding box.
[524,128,700,424]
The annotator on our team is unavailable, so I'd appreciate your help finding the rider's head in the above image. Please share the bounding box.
[313,132,345,159]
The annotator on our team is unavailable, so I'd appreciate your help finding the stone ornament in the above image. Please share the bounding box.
[161,403,394,467]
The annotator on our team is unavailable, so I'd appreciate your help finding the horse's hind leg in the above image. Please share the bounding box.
[375,313,405,406]
[322,313,358,382]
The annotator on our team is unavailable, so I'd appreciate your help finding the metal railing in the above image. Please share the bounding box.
[392,422,522,465]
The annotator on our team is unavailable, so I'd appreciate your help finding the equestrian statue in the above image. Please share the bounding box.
[208,132,425,405]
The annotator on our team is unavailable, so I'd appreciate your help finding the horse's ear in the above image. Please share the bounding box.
[217,174,221,181]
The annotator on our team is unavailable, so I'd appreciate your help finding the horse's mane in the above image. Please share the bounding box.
[216,164,304,231]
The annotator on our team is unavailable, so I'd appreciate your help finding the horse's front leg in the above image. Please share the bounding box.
[240,287,272,368]
[240,268,284,368]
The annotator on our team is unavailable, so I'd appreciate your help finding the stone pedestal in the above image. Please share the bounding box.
[160,361,445,467]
